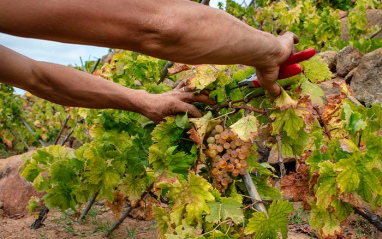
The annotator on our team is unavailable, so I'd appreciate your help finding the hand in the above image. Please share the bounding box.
[255,32,299,96]
[139,82,216,123]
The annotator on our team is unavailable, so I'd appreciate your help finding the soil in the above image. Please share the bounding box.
[1,203,382,239]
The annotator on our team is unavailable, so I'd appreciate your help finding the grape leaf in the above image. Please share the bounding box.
[273,88,297,111]
[300,77,324,105]
[301,56,332,83]
[188,112,221,146]
[230,115,258,142]
[149,144,190,173]
[271,108,304,139]
[168,63,191,75]
[152,117,183,145]
[245,200,293,239]
[33,173,50,192]
[332,199,353,222]
[156,173,215,224]
[186,65,219,90]
[335,156,360,193]
[315,161,337,209]
[154,206,170,238]
[206,197,244,224]
[42,184,78,211]
[310,204,343,238]
[119,175,146,204]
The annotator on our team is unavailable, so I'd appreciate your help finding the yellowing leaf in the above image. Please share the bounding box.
[189,112,221,145]
[274,88,297,111]
[206,197,244,224]
[119,175,146,205]
[186,65,219,90]
[230,115,258,142]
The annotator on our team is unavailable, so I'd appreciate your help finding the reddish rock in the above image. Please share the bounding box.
[336,46,363,77]
[0,151,44,215]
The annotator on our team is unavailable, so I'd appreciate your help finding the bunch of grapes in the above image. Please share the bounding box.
[205,124,252,194]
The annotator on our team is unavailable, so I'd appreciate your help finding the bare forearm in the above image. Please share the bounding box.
[0,0,279,67]
[0,45,148,114]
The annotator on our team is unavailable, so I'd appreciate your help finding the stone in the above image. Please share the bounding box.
[344,67,358,83]
[0,150,44,215]
[319,77,344,97]
[350,48,382,104]
[336,46,363,77]
[318,51,337,71]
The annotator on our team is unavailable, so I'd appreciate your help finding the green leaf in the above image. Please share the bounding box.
[26,196,40,215]
[149,144,190,173]
[271,108,304,139]
[332,199,353,221]
[33,173,50,192]
[152,117,183,145]
[206,197,243,224]
[42,184,78,211]
[175,113,189,129]
[301,56,332,83]
[229,115,258,142]
[245,200,293,239]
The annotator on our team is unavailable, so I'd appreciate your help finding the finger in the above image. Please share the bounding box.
[256,67,281,96]
[200,89,211,96]
[176,103,202,118]
[181,92,216,105]
[174,81,186,90]
[282,31,299,44]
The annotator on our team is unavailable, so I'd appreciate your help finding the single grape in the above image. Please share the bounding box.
[219,161,227,168]
[230,150,238,158]
[210,129,218,136]
[217,145,224,152]
[238,152,246,160]
[234,139,242,146]
[222,153,230,160]
[223,142,230,149]
[239,168,247,175]
[230,141,237,149]
[235,148,241,154]
[240,146,248,153]
[216,174,223,182]
[221,178,228,186]
[215,125,223,133]
[207,137,215,144]
[211,168,219,175]
[212,144,218,150]
[215,134,221,140]
[221,131,229,140]
[234,159,240,164]
[227,149,232,154]
[205,149,210,157]
[240,160,248,168]
[209,150,217,158]
[226,164,234,172]
[232,169,239,177]
[229,157,235,164]
[235,163,242,169]
[215,155,221,161]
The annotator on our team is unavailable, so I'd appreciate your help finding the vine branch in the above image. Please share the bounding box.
[158,61,174,84]
[313,106,332,140]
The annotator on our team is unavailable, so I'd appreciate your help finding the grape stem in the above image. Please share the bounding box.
[275,134,286,178]
[313,105,332,140]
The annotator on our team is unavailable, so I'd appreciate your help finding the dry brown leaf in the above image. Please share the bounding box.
[168,63,191,75]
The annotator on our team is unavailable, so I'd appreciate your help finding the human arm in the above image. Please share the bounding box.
[0,0,297,95]
[0,45,215,122]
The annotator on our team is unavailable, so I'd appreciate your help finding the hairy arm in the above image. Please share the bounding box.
[0,0,297,95]
[0,45,215,122]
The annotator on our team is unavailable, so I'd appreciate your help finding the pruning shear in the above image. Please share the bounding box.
[233,48,316,89]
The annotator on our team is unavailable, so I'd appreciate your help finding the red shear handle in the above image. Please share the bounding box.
[278,64,301,79]
[280,48,316,68]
